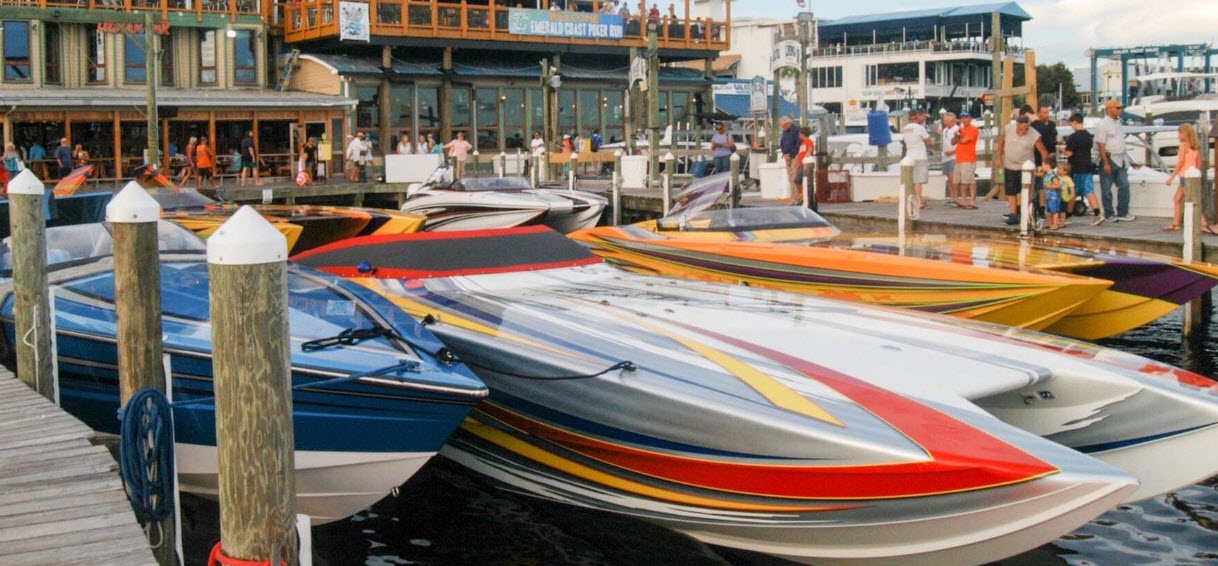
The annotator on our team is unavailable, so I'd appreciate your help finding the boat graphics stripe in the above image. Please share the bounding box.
[460,416,856,513]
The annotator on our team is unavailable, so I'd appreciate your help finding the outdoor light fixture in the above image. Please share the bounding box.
[225,27,237,38]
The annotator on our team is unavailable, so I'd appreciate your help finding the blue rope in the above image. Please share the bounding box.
[118,388,176,524]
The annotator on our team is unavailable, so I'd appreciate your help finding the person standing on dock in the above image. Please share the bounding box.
[780,117,801,198]
[1030,105,1058,216]
[1095,99,1135,223]
[443,132,473,180]
[239,130,263,188]
[54,137,72,179]
[953,111,979,209]
[995,115,1051,225]
[900,109,931,210]
[1063,113,1102,223]
[940,112,959,207]
[710,122,735,175]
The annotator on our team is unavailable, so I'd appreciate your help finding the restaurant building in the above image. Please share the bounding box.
[0,0,733,180]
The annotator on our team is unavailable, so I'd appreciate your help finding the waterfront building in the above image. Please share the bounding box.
[0,0,733,180]
[718,3,1030,119]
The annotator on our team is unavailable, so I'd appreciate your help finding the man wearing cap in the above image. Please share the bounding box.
[940,112,959,206]
[953,111,980,209]
[1094,99,1135,223]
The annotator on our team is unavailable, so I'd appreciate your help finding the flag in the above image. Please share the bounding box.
[1054,82,1063,114]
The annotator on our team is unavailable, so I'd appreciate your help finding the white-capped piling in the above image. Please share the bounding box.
[207,206,298,566]
[6,169,54,400]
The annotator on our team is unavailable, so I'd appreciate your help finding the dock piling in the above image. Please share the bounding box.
[899,155,913,240]
[729,152,740,209]
[612,150,623,225]
[1184,168,1206,337]
[663,152,675,216]
[498,151,506,178]
[802,155,814,210]
[106,182,177,566]
[6,169,55,401]
[570,152,579,192]
[1020,160,1035,239]
[207,206,298,566]
[472,151,481,178]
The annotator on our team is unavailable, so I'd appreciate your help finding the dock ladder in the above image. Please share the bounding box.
[275,49,301,92]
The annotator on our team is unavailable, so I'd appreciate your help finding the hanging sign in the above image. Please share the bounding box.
[749,75,768,114]
[770,39,801,73]
[508,8,624,40]
[339,1,370,42]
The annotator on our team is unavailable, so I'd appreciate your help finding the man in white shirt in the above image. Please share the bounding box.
[343,134,360,182]
[940,112,959,206]
[901,109,931,209]
[1094,99,1135,223]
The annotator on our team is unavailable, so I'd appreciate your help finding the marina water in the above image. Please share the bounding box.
[182,297,1218,566]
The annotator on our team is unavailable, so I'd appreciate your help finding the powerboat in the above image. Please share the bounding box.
[293,226,1218,565]
[0,221,487,523]
[572,175,1111,333]
[571,175,1218,340]
[400,175,607,233]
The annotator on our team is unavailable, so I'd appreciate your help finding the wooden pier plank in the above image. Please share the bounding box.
[0,370,158,566]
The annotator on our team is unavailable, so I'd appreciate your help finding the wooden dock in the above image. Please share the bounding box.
[0,369,157,566]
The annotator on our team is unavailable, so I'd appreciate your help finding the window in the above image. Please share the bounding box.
[452,87,470,128]
[810,66,842,89]
[657,91,669,125]
[3,21,31,82]
[199,30,217,85]
[670,92,689,124]
[558,90,574,130]
[43,23,61,84]
[417,86,440,133]
[876,62,918,85]
[233,29,256,85]
[86,27,106,84]
[390,84,413,126]
[355,85,379,129]
[603,90,623,143]
[475,87,497,151]
[124,34,146,84]
[579,90,600,133]
[865,64,877,87]
[528,88,543,132]
[503,88,524,150]
[160,34,174,87]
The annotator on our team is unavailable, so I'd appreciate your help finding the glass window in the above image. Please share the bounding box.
[160,34,174,87]
[877,62,918,84]
[199,30,217,85]
[528,88,543,131]
[4,21,31,81]
[86,27,105,84]
[476,88,497,129]
[452,88,470,128]
[355,85,379,129]
[390,84,413,127]
[233,29,256,85]
[811,66,842,89]
[124,34,146,84]
[603,90,623,143]
[43,22,61,84]
[579,90,600,133]
[417,86,440,131]
[670,92,689,124]
[865,64,877,87]
[657,91,668,125]
[558,90,574,130]
[502,88,524,127]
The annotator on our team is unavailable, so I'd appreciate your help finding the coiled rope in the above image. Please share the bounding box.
[118,388,175,524]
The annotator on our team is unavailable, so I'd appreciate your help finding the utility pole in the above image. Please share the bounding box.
[797,10,814,129]
[646,28,660,188]
[145,13,160,167]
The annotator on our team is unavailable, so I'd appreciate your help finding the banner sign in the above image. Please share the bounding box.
[770,39,801,72]
[339,1,370,42]
[749,75,768,114]
[508,8,625,40]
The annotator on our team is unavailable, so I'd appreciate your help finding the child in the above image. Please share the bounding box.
[1044,162,1073,230]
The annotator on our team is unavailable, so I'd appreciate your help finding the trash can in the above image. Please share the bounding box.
[748,149,767,181]
[816,169,852,203]
[759,162,790,200]
[622,155,648,189]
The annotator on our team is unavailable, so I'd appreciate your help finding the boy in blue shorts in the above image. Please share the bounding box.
[1045,162,1073,230]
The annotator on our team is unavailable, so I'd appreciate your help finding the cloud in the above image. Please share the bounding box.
[1022,0,1218,66]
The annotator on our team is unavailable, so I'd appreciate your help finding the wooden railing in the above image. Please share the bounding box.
[0,0,265,22]
[284,0,730,51]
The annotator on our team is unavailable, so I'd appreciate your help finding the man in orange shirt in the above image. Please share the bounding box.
[195,136,219,194]
[952,111,980,209]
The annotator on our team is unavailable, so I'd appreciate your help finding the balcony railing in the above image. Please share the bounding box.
[0,0,264,21]
[812,40,1025,59]
[285,0,730,52]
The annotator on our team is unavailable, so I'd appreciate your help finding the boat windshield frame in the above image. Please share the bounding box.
[0,221,207,275]
[656,206,841,234]
[449,177,535,192]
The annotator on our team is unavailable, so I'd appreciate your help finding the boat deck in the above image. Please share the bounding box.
[0,370,157,566]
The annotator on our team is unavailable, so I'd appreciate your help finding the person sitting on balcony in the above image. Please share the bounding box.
[618,2,629,16]
[550,0,562,10]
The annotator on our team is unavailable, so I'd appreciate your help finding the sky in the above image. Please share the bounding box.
[733,0,1218,69]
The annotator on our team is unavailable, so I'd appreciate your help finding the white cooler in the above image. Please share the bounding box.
[759,162,790,200]
[622,155,649,189]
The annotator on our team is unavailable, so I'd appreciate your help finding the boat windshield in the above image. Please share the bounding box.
[656,207,840,236]
[0,221,206,274]
[147,187,217,210]
[453,177,533,192]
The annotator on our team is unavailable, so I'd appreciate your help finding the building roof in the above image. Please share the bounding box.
[818,2,1030,45]
[671,54,743,75]
[304,53,708,84]
[713,79,800,119]
[0,88,356,108]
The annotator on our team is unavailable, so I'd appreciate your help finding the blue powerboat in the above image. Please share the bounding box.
[0,221,487,523]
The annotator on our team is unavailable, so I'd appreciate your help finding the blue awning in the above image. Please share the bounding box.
[818,2,1030,45]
